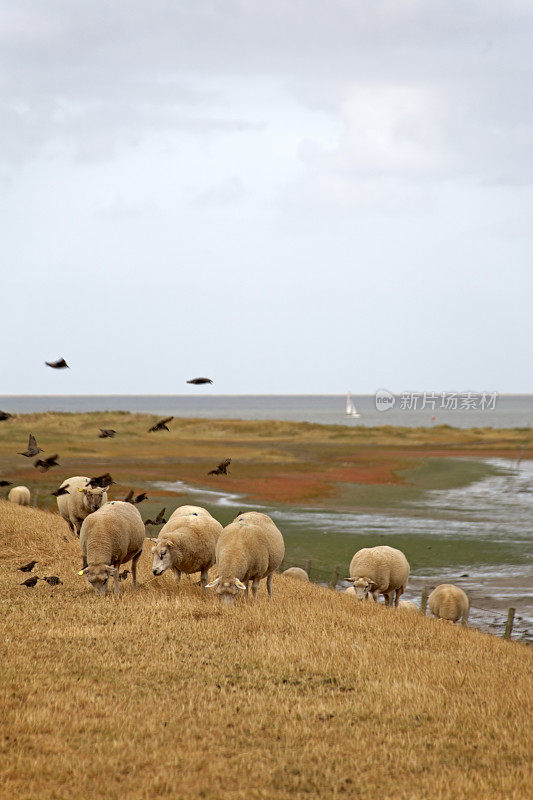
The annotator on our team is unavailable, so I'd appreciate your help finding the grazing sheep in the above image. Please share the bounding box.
[7,486,31,505]
[150,505,222,588]
[206,511,285,605]
[347,545,410,606]
[282,567,309,581]
[79,501,145,596]
[56,476,107,536]
[429,584,469,623]
[344,586,356,597]
[398,600,419,612]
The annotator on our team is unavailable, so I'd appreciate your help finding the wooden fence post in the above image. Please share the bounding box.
[305,559,312,579]
[329,565,340,590]
[420,588,428,615]
[504,607,516,640]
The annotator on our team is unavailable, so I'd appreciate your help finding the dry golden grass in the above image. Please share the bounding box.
[1,501,532,799]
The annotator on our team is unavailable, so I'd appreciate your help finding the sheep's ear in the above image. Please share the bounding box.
[346,577,355,583]
[205,577,220,589]
[77,567,89,576]
[367,579,378,589]
[235,579,246,590]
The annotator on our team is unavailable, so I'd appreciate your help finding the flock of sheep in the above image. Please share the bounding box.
[8,475,469,620]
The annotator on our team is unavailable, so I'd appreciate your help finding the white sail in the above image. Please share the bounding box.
[345,393,360,417]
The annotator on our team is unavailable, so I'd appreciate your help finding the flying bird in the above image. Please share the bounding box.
[208,458,231,476]
[145,508,167,526]
[187,377,213,385]
[0,410,12,421]
[45,358,69,369]
[34,454,60,472]
[134,492,148,504]
[148,417,173,432]
[123,490,134,503]
[98,428,116,438]
[21,577,40,588]
[42,576,63,586]
[51,484,70,497]
[0,480,12,487]
[18,433,43,458]
[18,560,38,572]
[87,473,114,489]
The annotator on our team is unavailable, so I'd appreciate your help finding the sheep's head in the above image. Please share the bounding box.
[346,576,377,600]
[78,564,117,595]
[151,538,175,575]
[80,486,107,512]
[205,576,247,605]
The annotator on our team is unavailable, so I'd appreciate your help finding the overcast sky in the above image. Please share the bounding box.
[1,1,532,395]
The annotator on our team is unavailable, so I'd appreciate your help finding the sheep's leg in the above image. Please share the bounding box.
[244,581,249,599]
[172,568,181,584]
[113,568,121,596]
[251,578,260,599]
[394,586,404,607]
[384,593,393,606]
[199,568,209,590]
[131,551,141,588]
[82,555,88,569]
[371,590,379,602]
[266,573,273,599]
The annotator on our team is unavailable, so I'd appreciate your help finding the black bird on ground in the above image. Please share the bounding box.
[18,433,43,458]
[208,458,231,476]
[0,410,12,421]
[34,454,60,472]
[18,560,38,572]
[42,576,63,586]
[98,428,116,438]
[123,489,134,503]
[187,377,213,385]
[148,417,173,432]
[118,570,130,581]
[21,577,40,588]
[45,358,69,369]
[0,480,12,487]
[51,484,69,497]
[134,492,148,504]
[145,508,167,526]
[88,473,114,489]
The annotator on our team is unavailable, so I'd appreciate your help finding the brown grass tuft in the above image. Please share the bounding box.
[1,501,532,799]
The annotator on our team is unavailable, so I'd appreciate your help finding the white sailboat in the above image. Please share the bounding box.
[345,392,360,418]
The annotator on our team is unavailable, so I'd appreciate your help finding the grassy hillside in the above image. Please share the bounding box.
[1,500,531,800]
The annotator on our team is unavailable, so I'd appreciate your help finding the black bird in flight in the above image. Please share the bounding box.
[51,484,70,497]
[18,560,38,572]
[18,433,43,458]
[98,428,116,438]
[148,417,173,432]
[34,454,60,472]
[187,377,213,385]
[42,576,63,586]
[0,410,12,421]
[134,492,148,504]
[88,473,113,489]
[145,508,167,526]
[21,576,40,588]
[0,480,12,487]
[208,458,231,476]
[123,490,135,503]
[45,358,69,369]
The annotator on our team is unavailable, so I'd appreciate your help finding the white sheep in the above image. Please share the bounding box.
[206,511,285,604]
[428,584,469,623]
[398,600,419,612]
[150,505,222,588]
[282,567,309,581]
[56,476,108,536]
[78,501,145,596]
[344,586,356,597]
[347,545,410,606]
[7,486,31,505]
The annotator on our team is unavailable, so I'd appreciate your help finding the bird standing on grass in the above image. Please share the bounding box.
[42,576,63,586]
[34,454,60,472]
[18,433,43,458]
[98,428,116,438]
[0,480,12,487]
[148,417,173,432]
[18,561,38,572]
[20,577,40,588]
[0,410,12,421]
[45,358,69,369]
